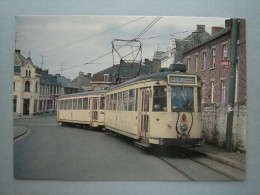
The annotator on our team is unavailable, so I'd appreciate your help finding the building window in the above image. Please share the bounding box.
[13,99,17,112]
[212,48,216,69]
[187,58,190,73]
[14,81,15,91]
[25,81,30,92]
[195,55,198,72]
[202,81,205,104]
[222,43,228,59]
[203,52,206,70]
[211,81,214,103]
[221,80,226,104]
[104,74,109,82]
[35,82,38,92]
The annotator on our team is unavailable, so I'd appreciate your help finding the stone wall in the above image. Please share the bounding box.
[202,103,246,151]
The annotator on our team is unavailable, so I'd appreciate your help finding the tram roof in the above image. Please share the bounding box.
[107,71,199,91]
[59,90,106,99]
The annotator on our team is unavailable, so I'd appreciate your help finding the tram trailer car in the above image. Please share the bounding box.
[57,90,106,128]
[105,71,203,147]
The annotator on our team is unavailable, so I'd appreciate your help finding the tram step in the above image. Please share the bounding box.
[134,141,151,148]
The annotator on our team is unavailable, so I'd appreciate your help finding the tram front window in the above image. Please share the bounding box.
[171,87,194,112]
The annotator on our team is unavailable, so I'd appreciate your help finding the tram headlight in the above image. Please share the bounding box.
[180,123,188,132]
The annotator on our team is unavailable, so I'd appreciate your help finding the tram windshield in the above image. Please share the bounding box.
[171,87,194,112]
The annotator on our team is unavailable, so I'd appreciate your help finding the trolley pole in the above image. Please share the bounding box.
[225,19,238,152]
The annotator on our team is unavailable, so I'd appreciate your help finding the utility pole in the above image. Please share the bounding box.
[40,55,47,68]
[225,19,239,152]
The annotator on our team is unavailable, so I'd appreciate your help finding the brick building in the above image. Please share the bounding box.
[183,19,246,104]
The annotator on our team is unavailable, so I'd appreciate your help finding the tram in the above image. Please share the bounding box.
[57,90,106,128]
[57,66,203,147]
[105,70,202,147]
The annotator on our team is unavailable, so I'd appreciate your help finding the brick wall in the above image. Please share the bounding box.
[202,103,246,151]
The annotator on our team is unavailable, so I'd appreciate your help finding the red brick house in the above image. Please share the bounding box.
[183,19,246,104]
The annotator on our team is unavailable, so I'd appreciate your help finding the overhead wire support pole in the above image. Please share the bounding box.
[225,18,239,152]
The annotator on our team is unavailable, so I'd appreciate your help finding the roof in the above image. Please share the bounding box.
[57,75,84,92]
[183,27,231,54]
[14,50,26,66]
[59,90,106,99]
[107,71,198,91]
[94,62,151,77]
[40,71,59,85]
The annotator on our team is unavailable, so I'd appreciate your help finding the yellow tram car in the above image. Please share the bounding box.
[57,90,106,128]
[105,71,203,147]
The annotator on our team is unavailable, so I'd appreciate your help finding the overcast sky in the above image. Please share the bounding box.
[15,16,227,80]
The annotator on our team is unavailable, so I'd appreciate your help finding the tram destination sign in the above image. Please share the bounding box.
[168,75,196,85]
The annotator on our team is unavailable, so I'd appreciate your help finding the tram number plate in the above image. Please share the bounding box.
[169,76,195,84]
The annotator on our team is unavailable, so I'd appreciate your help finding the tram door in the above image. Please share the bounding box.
[139,88,151,138]
[91,98,99,123]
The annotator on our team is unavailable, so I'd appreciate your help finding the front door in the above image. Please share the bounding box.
[23,99,30,115]
[139,88,151,138]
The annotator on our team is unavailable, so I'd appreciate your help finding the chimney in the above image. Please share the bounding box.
[15,49,21,54]
[79,71,84,76]
[87,73,92,77]
[55,73,60,76]
[225,19,232,28]
[211,26,224,35]
[197,25,205,32]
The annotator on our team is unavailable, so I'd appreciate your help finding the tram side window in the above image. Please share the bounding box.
[83,98,89,109]
[78,98,82,109]
[171,87,194,112]
[105,96,109,110]
[113,93,117,111]
[68,99,72,110]
[135,89,138,111]
[60,100,64,110]
[123,91,128,111]
[128,89,135,111]
[64,100,68,110]
[100,97,105,110]
[153,86,167,112]
[73,99,77,110]
[109,94,113,110]
[118,92,122,111]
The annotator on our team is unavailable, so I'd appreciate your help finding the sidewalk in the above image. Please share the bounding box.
[190,144,246,171]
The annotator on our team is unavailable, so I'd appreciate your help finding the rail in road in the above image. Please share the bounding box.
[151,148,245,181]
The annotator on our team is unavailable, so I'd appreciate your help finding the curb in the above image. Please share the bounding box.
[191,149,246,172]
[13,127,28,140]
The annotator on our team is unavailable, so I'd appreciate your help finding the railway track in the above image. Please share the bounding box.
[151,147,245,181]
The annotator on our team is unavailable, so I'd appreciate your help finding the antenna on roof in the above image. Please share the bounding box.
[40,55,47,68]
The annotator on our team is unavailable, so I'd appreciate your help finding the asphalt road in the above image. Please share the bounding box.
[14,114,189,181]
[14,114,244,181]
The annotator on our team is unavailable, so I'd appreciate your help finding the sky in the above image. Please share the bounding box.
[15,15,228,80]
